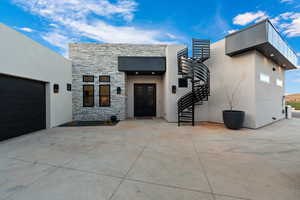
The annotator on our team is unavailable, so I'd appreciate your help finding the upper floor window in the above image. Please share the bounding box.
[83,75,94,82]
[276,79,283,87]
[99,75,110,82]
[259,73,270,84]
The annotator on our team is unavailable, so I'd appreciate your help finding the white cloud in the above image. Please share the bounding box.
[12,0,137,22]
[280,0,293,3]
[12,0,178,54]
[228,29,237,34]
[49,23,59,28]
[297,53,300,56]
[18,27,34,32]
[232,10,300,38]
[282,13,300,37]
[270,12,300,37]
[41,31,72,50]
[165,33,177,39]
[233,11,268,26]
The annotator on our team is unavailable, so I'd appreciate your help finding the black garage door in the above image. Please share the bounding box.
[0,74,46,141]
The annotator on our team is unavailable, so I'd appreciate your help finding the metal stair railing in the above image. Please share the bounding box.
[177,39,210,126]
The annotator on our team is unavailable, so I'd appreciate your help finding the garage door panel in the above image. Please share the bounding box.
[0,74,46,141]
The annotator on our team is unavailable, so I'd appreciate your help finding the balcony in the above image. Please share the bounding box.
[225,19,298,70]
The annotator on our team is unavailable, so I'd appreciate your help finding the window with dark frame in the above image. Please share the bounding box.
[99,75,110,82]
[178,78,188,88]
[83,75,94,82]
[99,85,110,107]
[83,85,94,107]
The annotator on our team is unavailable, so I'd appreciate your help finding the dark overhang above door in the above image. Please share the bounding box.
[118,56,166,74]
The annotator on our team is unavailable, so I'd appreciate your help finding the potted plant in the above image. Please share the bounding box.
[110,110,120,123]
[110,115,117,123]
[222,78,245,130]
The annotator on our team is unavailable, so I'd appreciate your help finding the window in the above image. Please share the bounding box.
[83,75,94,82]
[67,83,72,91]
[178,78,188,88]
[83,85,94,107]
[99,75,110,82]
[53,84,59,93]
[99,85,110,107]
[259,73,270,83]
[276,79,283,87]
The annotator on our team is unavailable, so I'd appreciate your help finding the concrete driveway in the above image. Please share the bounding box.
[292,110,300,118]
[1,119,300,200]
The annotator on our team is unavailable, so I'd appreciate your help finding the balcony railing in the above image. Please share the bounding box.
[267,22,298,67]
[226,19,298,70]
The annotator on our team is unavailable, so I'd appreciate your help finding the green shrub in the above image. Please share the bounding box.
[286,102,300,110]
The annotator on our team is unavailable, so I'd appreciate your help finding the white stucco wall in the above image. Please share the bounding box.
[206,39,286,128]
[164,45,192,122]
[254,51,285,128]
[164,44,209,123]
[207,40,256,128]
[126,75,164,118]
[0,23,72,128]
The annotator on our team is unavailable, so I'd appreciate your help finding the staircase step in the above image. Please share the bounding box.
[179,115,193,118]
[180,120,192,123]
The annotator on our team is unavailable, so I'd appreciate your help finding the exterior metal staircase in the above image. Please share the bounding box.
[177,39,210,126]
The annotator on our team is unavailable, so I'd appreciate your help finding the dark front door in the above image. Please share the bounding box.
[134,84,156,117]
[0,74,46,141]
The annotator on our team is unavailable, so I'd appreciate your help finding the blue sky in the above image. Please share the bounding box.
[1,0,300,93]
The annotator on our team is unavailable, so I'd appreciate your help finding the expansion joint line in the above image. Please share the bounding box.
[191,140,216,200]
[108,145,147,200]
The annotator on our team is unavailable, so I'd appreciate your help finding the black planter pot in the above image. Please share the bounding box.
[110,115,118,123]
[222,110,245,130]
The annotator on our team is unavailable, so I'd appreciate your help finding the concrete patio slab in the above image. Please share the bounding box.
[0,118,300,200]
[127,147,211,192]
[111,180,214,200]
[0,157,55,200]
[6,167,121,200]
[199,152,299,200]
[65,143,144,177]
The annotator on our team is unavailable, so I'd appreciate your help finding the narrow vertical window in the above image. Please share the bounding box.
[99,85,110,107]
[83,85,94,107]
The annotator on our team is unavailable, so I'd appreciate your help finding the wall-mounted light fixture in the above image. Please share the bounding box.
[67,83,72,91]
[117,87,121,94]
[172,85,176,94]
[54,84,59,93]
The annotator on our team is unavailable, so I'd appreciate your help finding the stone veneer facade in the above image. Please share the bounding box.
[69,43,166,121]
